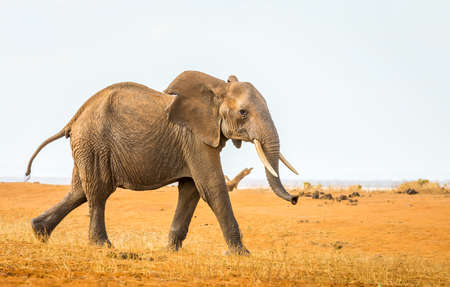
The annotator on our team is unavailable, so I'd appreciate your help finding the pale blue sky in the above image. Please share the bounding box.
[1,1,449,182]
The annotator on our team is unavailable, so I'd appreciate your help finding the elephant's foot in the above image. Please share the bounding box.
[167,233,184,251]
[31,218,52,243]
[225,245,251,256]
[89,236,113,248]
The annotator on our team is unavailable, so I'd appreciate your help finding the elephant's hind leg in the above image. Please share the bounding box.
[78,175,114,247]
[77,166,115,246]
[86,191,113,247]
[74,146,115,247]
[168,178,200,251]
[31,167,87,242]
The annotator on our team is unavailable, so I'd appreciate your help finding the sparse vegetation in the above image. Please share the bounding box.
[349,184,362,191]
[396,179,447,194]
[1,182,449,286]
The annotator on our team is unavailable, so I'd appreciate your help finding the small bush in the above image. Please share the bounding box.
[417,178,430,185]
[396,179,442,194]
[348,185,362,192]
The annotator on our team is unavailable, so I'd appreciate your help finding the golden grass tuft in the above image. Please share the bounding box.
[1,182,449,286]
[1,227,449,286]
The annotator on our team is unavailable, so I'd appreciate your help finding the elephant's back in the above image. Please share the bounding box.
[69,82,175,144]
[92,81,173,118]
[107,82,174,123]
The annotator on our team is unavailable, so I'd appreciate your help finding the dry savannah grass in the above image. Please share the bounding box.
[0,181,449,286]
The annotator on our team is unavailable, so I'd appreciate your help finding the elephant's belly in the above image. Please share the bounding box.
[117,178,181,191]
[110,151,190,191]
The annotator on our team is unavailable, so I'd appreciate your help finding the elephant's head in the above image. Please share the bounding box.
[165,71,299,205]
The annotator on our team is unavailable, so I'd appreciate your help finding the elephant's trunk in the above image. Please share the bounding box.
[253,124,298,205]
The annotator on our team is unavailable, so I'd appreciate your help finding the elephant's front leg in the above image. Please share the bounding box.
[204,184,249,255]
[168,178,200,251]
[189,147,249,255]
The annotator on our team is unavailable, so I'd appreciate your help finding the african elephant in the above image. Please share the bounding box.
[25,71,299,254]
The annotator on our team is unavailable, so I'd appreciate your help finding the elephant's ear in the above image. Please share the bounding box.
[165,71,225,148]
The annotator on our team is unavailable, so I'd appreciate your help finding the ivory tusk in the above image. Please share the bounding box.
[280,152,299,175]
[253,139,278,177]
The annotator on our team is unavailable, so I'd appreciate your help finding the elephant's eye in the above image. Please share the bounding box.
[239,109,248,118]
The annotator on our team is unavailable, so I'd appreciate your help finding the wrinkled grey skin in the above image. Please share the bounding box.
[25,71,298,255]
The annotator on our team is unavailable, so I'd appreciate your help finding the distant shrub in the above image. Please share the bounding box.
[303,182,312,189]
[417,178,430,185]
[348,185,362,192]
[443,184,450,193]
[396,179,442,194]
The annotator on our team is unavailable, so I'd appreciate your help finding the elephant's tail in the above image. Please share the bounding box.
[24,129,67,180]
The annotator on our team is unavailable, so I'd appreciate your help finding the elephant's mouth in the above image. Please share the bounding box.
[229,130,251,142]
[220,125,251,148]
